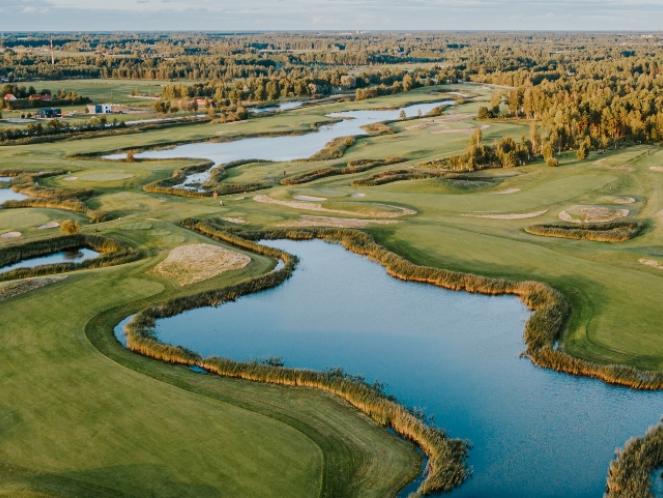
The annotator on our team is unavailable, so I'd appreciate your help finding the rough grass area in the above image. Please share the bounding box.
[153,243,251,286]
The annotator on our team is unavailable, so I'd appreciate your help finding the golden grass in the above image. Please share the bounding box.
[153,243,250,286]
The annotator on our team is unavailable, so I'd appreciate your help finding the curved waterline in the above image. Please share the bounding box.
[113,224,663,496]
[106,100,454,188]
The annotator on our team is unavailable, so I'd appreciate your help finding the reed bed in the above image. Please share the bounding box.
[309,136,357,160]
[281,158,404,185]
[123,220,470,496]
[353,169,442,186]
[0,169,109,221]
[605,423,663,498]
[0,234,141,281]
[525,221,644,242]
[120,219,663,495]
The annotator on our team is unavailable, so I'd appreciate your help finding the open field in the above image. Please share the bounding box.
[2,81,663,496]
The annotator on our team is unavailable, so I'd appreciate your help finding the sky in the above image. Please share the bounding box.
[2,0,663,31]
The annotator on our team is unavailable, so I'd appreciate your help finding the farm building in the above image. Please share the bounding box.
[87,103,113,114]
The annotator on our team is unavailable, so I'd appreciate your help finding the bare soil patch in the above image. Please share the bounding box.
[153,243,250,286]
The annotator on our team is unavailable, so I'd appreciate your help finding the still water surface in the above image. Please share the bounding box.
[106,100,452,187]
[114,239,663,497]
[0,248,99,274]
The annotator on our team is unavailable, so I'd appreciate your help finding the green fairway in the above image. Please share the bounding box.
[2,82,663,497]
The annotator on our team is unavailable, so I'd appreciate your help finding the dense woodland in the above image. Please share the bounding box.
[1,31,662,154]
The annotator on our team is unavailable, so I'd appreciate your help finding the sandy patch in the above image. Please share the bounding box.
[650,166,663,173]
[352,192,366,198]
[221,216,247,225]
[466,209,547,220]
[278,215,398,228]
[610,165,634,172]
[38,221,60,230]
[153,243,250,286]
[253,194,415,218]
[0,231,22,239]
[494,188,520,195]
[63,176,78,182]
[79,172,134,182]
[640,258,663,270]
[606,196,636,205]
[293,195,327,202]
[559,205,629,223]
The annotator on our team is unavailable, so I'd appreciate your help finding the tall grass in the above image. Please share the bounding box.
[605,423,663,498]
[119,220,663,495]
[281,158,404,185]
[309,136,356,160]
[525,221,644,242]
[122,220,470,496]
[0,234,141,281]
[0,169,108,221]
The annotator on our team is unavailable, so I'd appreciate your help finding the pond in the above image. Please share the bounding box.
[106,100,453,187]
[0,248,100,274]
[114,239,663,497]
[249,101,304,114]
[0,188,27,203]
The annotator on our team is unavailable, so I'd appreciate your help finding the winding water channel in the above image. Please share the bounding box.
[0,248,99,274]
[115,239,663,497]
[106,100,452,186]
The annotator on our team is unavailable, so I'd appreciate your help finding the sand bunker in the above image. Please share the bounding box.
[650,166,663,173]
[639,258,663,271]
[154,243,250,286]
[38,221,60,230]
[220,216,247,225]
[559,205,629,223]
[253,194,415,218]
[0,231,22,239]
[467,209,547,220]
[278,216,398,228]
[352,192,366,198]
[79,172,134,182]
[63,176,78,182]
[605,196,636,205]
[293,195,327,202]
[495,188,521,195]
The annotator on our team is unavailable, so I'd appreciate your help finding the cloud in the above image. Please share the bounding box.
[3,0,663,30]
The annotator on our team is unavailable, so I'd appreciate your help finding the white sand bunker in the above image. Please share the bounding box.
[605,196,636,205]
[640,258,663,270]
[254,194,415,218]
[221,216,247,225]
[494,188,520,195]
[352,192,366,198]
[278,216,398,228]
[63,176,78,182]
[650,166,663,173]
[467,209,547,220]
[559,205,629,223]
[153,243,250,286]
[38,221,60,230]
[0,231,22,239]
[293,195,327,202]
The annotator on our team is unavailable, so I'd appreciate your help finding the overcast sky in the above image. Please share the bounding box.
[2,0,662,31]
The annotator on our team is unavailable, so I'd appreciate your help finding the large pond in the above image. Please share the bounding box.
[0,188,27,203]
[106,100,452,187]
[0,248,99,274]
[114,239,663,497]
